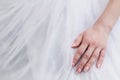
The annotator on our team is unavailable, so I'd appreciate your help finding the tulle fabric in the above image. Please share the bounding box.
[0,0,120,80]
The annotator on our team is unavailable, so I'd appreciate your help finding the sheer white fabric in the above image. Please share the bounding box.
[0,0,120,80]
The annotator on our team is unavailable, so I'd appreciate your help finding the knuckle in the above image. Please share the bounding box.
[73,57,78,62]
[79,62,84,68]
[96,47,101,52]
[73,55,79,61]
[91,41,97,46]
[84,53,90,59]
[77,49,83,55]
[89,61,94,65]
[88,59,94,66]
[100,53,105,58]
[93,53,98,58]
[83,38,89,44]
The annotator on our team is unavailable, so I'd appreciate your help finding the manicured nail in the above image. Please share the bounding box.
[84,66,89,72]
[77,68,81,73]
[97,64,101,68]
[71,43,76,47]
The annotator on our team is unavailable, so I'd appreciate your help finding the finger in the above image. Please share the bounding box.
[71,33,83,48]
[96,49,105,68]
[77,45,95,73]
[72,41,88,67]
[84,47,101,72]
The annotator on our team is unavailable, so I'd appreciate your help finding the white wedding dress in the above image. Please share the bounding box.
[0,0,120,80]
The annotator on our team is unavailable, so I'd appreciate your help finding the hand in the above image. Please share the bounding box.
[71,23,109,73]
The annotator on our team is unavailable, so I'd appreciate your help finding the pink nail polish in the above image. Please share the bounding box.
[97,64,101,68]
[77,68,81,73]
[84,66,89,72]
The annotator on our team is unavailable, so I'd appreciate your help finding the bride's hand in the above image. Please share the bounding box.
[71,0,120,73]
[71,23,110,73]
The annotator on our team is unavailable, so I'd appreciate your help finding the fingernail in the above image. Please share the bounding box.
[71,43,76,47]
[77,68,81,73]
[97,64,101,68]
[84,66,89,72]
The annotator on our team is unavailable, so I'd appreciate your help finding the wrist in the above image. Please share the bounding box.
[94,18,113,34]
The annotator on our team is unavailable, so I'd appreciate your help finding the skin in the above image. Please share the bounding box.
[71,0,120,73]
